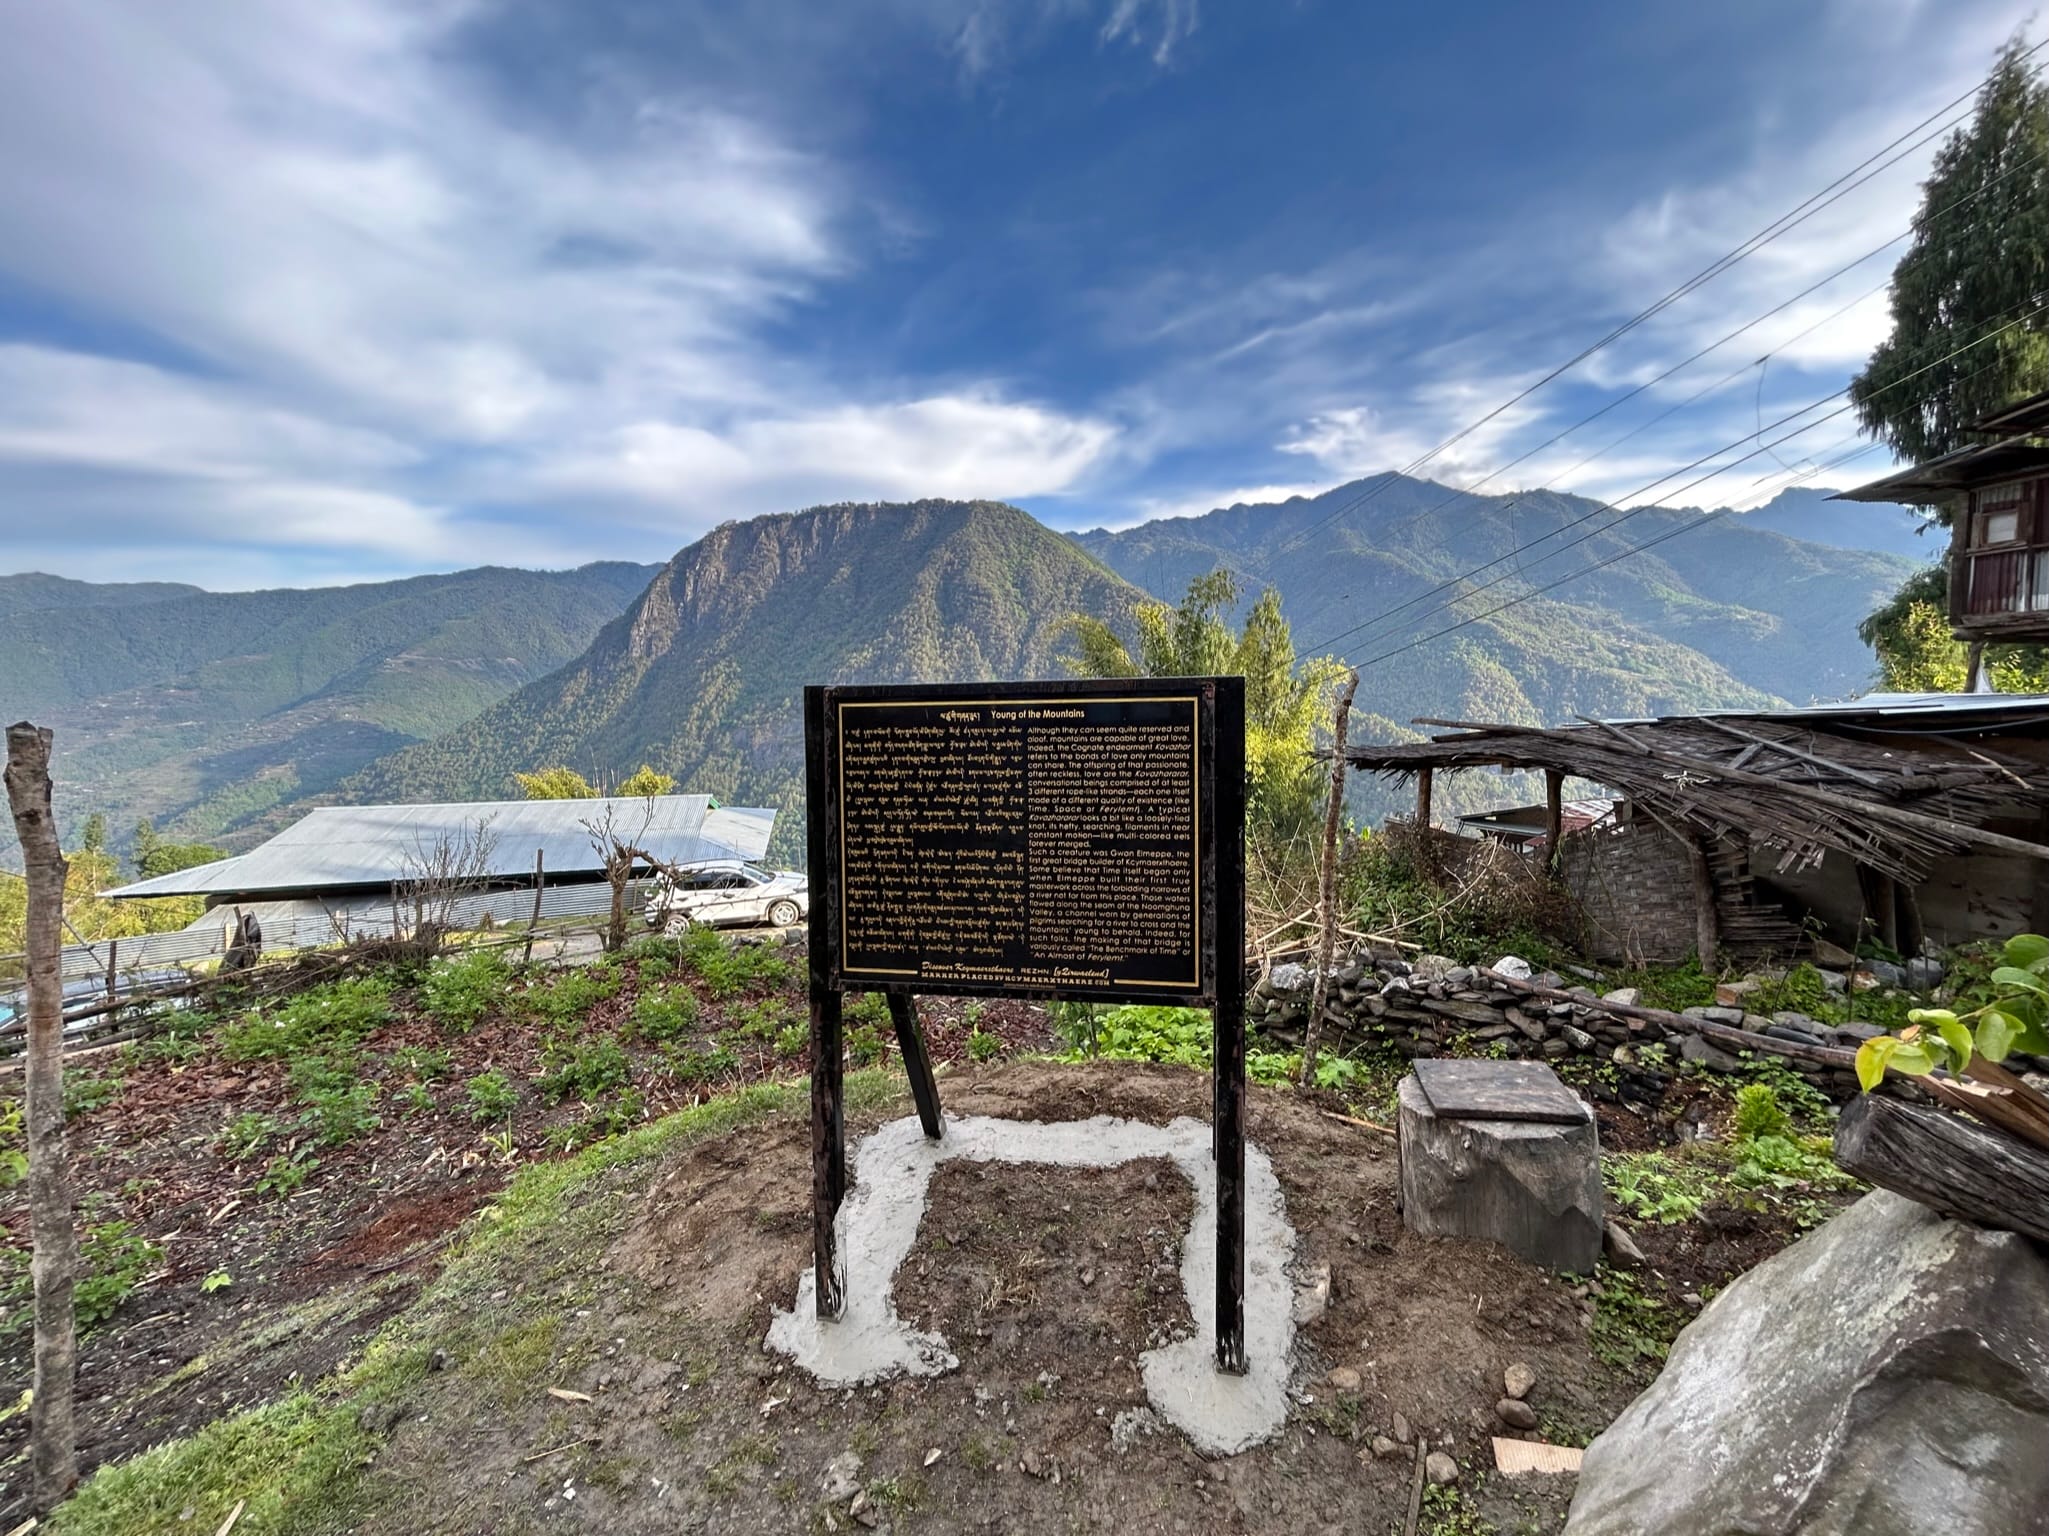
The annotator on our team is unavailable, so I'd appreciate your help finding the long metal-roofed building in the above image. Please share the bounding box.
[103,795,778,945]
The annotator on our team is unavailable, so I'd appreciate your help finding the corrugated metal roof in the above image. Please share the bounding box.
[1831,441,2049,502]
[1581,692,2049,729]
[106,796,777,899]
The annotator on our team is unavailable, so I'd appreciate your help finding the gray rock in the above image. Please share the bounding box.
[1326,1365,1362,1393]
[1812,937,1856,968]
[1503,1362,1536,1400]
[1370,1435,1401,1459]
[1602,1218,1646,1268]
[1492,955,1535,980]
[1412,954,1458,981]
[1269,962,1309,993]
[1764,1024,1826,1048]
[1600,987,1640,1008]
[1817,968,1847,993]
[1567,1191,2049,1536]
[1396,1074,1603,1273]
[1904,956,1945,991]
[1866,958,1907,988]
[1496,1397,1539,1431]
[1560,1025,1595,1052]
[1826,1021,1886,1045]
[1391,1412,1412,1445]
[1679,1034,1741,1073]
[1425,1452,1459,1486]
[820,1451,864,1501]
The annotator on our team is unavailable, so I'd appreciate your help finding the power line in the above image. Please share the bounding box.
[1226,42,2047,586]
[1333,309,2045,671]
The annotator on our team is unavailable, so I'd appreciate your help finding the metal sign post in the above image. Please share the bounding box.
[803,676,1248,1371]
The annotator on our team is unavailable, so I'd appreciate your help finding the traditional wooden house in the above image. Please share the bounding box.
[1836,389,2049,663]
[1341,695,2049,967]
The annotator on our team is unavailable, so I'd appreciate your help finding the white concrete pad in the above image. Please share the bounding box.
[765,1113,1299,1455]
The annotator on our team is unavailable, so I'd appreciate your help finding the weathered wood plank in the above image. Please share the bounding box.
[1833,1093,2049,1245]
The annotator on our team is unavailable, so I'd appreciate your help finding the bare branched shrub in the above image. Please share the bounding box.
[397,815,500,950]
[1343,820,1586,957]
[578,798,660,953]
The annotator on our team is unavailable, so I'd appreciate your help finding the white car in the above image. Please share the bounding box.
[644,860,808,933]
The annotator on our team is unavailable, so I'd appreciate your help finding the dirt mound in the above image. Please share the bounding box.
[353,1062,1619,1533]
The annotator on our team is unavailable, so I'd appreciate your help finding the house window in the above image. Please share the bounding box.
[1976,480,2025,546]
[2031,551,2049,612]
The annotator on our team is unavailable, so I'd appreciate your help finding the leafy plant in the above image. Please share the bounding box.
[629,986,700,1043]
[202,1269,233,1294]
[392,1044,453,1081]
[255,1147,319,1198]
[773,1023,808,1057]
[524,961,623,1027]
[421,949,513,1032]
[845,1024,884,1068]
[967,1026,1001,1063]
[0,1103,25,1189]
[465,1069,519,1122]
[72,1221,164,1330]
[220,976,392,1061]
[1858,932,2049,1089]
[1732,1082,1791,1142]
[664,1041,737,1087]
[295,1080,381,1148]
[538,1037,631,1103]
[64,1071,123,1121]
[400,1082,436,1117]
[219,1111,282,1161]
[1589,1267,1678,1373]
[1606,1154,1707,1225]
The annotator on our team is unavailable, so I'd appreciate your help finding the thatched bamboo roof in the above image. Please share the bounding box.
[1340,699,2049,882]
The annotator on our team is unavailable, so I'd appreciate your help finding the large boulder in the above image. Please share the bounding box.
[1567,1190,2049,1536]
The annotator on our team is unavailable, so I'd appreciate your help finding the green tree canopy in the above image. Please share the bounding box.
[616,765,678,797]
[513,766,598,800]
[80,813,108,855]
[138,841,230,881]
[1850,35,2049,488]
[1068,569,1343,851]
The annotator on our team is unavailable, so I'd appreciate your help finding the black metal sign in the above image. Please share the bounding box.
[803,676,1249,1371]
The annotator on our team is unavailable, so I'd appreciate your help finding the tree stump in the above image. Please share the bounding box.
[1396,1073,1603,1272]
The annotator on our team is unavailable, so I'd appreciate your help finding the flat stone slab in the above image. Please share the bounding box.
[765,1113,1300,1455]
[1413,1058,1588,1123]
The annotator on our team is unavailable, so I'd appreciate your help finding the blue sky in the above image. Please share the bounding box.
[0,0,2032,587]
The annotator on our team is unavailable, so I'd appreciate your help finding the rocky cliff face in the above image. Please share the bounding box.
[345,500,1147,858]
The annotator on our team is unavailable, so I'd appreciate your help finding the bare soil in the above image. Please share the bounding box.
[347,1062,1638,1534]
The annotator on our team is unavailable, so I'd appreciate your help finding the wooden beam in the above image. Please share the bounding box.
[884,992,943,1141]
[1834,1093,2049,1245]
[1543,771,1564,879]
[1687,835,1720,972]
[1415,766,1433,828]
[1691,716,1888,789]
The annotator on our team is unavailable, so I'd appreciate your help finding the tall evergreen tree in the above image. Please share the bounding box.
[1850,36,2049,486]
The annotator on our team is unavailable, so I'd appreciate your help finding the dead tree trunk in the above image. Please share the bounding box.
[1834,1092,2049,1245]
[605,850,631,953]
[4,723,78,1511]
[1300,671,1359,1089]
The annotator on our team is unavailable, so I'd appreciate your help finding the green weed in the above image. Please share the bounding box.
[629,986,700,1042]
[64,1071,123,1120]
[464,1069,519,1122]
[537,1037,631,1103]
[219,977,392,1062]
[255,1149,319,1199]
[420,949,513,1032]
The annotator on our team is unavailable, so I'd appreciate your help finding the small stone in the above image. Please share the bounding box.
[924,1447,942,1467]
[1369,1435,1401,1459]
[1680,1034,1741,1073]
[1680,1291,1704,1311]
[1601,987,1640,1008]
[854,1509,879,1530]
[427,1349,449,1373]
[1603,1219,1647,1268]
[1425,1452,1459,1486]
[1496,1397,1539,1431]
[1812,937,1856,967]
[1492,955,1534,980]
[1327,1365,1363,1393]
[1392,1412,1413,1445]
[1503,1362,1536,1400]
[1021,1449,1043,1478]
[1561,1025,1595,1052]
[1295,1260,1332,1325]
[820,1451,863,1501]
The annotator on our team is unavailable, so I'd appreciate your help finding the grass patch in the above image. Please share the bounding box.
[50,1070,904,1532]
[218,977,392,1062]
[419,948,514,1032]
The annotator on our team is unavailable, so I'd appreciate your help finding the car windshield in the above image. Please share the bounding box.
[743,863,774,882]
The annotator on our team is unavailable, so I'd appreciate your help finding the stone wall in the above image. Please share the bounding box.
[1246,947,1868,1102]
[1556,822,1698,965]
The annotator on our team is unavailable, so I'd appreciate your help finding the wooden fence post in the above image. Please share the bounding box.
[5,722,79,1512]
[1301,670,1359,1088]
[523,850,544,966]
[104,937,118,1020]
[1543,770,1565,880]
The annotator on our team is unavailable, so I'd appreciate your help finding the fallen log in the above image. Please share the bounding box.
[1482,972,1860,1070]
[1833,1092,2049,1245]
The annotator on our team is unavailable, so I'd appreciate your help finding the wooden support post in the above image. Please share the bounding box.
[103,938,117,1019]
[523,850,544,966]
[1415,767,1433,829]
[5,722,80,1512]
[1213,677,1248,1375]
[1542,770,1565,879]
[1301,670,1358,1089]
[885,992,944,1140]
[1964,640,1987,693]
[1686,836,1719,973]
[804,685,847,1322]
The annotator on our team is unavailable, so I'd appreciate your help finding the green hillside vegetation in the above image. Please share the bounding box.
[0,572,201,621]
[2,563,656,851]
[347,501,1144,861]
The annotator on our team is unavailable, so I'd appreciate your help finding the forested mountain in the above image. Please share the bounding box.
[0,572,201,620]
[0,563,656,849]
[345,501,1144,860]
[1725,485,1937,560]
[1073,475,1926,823]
